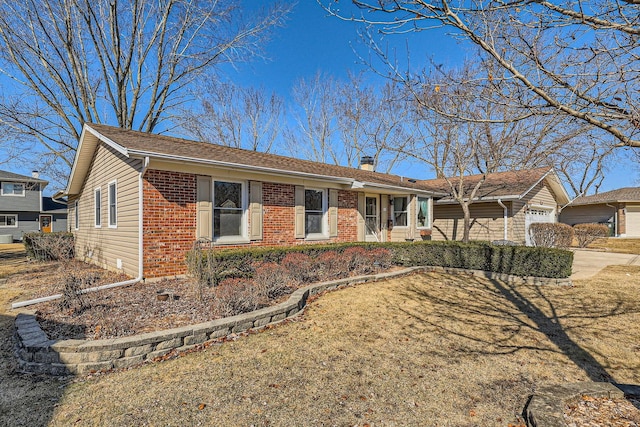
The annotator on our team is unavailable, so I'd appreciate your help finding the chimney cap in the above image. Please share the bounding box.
[360,156,374,165]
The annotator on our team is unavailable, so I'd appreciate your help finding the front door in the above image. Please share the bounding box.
[40,215,52,233]
[365,196,379,242]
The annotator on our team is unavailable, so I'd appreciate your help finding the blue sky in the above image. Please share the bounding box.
[4,0,637,193]
[224,1,638,192]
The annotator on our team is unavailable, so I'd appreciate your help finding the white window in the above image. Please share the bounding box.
[305,188,327,237]
[0,214,17,227]
[108,181,117,228]
[94,187,101,227]
[74,200,79,230]
[1,182,25,196]
[417,197,430,228]
[392,196,409,227]
[213,180,246,241]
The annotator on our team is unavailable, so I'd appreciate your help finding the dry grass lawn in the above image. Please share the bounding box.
[0,244,66,427]
[589,238,640,254]
[0,244,29,278]
[40,267,640,426]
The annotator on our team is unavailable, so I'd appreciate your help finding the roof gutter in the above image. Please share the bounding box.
[128,150,440,195]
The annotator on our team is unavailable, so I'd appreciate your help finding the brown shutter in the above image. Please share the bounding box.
[329,189,338,237]
[249,181,263,240]
[357,192,365,241]
[196,176,212,240]
[294,185,305,238]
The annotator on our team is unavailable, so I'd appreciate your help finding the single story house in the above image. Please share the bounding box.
[0,170,67,242]
[61,123,441,279]
[560,187,640,237]
[419,168,570,245]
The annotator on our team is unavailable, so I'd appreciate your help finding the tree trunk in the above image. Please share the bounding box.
[461,201,472,243]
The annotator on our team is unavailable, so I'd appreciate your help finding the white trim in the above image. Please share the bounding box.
[0,214,18,228]
[304,187,328,239]
[212,178,248,243]
[84,124,129,157]
[108,180,117,228]
[94,186,102,228]
[0,182,26,197]
[392,195,410,228]
[416,196,431,229]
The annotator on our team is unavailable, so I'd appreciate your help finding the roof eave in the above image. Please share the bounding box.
[66,124,130,195]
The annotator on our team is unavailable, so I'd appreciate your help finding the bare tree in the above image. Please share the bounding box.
[0,0,291,174]
[288,72,414,172]
[410,63,596,242]
[336,76,414,173]
[287,72,342,164]
[180,82,285,152]
[322,0,640,148]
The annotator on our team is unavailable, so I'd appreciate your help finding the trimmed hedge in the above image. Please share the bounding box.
[188,240,573,280]
[23,232,75,261]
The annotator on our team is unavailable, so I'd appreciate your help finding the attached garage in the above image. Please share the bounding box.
[625,205,640,237]
[525,207,555,246]
[560,187,640,238]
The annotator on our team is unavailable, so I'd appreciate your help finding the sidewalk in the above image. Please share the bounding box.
[571,249,640,280]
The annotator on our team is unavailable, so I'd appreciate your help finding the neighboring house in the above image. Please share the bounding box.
[419,168,570,245]
[61,123,440,279]
[560,187,640,237]
[0,170,67,242]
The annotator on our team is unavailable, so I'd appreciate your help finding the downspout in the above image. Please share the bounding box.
[605,203,618,236]
[497,199,508,241]
[11,157,150,309]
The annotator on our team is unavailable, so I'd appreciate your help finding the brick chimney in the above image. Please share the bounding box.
[31,170,39,179]
[360,156,374,172]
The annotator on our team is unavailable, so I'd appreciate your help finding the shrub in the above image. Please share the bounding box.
[367,248,393,269]
[314,251,347,280]
[23,232,74,261]
[573,223,610,248]
[59,269,99,313]
[281,252,315,284]
[342,246,372,275]
[252,262,292,299]
[212,278,262,317]
[184,239,572,282]
[528,223,574,248]
[186,239,257,299]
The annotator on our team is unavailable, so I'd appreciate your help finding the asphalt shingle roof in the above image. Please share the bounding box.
[417,167,553,201]
[0,170,47,183]
[87,123,437,193]
[570,187,640,206]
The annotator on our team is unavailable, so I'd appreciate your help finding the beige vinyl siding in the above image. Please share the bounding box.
[432,202,510,242]
[390,195,418,241]
[560,204,616,226]
[73,143,141,277]
[512,182,559,243]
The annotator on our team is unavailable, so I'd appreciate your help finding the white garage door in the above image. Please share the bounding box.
[525,208,554,246]
[626,206,640,237]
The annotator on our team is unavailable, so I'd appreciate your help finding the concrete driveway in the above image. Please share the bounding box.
[571,249,640,280]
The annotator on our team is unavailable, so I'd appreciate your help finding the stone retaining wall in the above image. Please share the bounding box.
[14,266,571,375]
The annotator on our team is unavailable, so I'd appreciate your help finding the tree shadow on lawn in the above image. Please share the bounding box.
[0,312,70,427]
[396,272,640,384]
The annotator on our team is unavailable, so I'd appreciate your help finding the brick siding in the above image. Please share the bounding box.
[142,170,197,278]
[142,171,362,278]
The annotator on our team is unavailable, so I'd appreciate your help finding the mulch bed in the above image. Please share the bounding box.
[25,260,392,341]
[564,395,640,426]
[35,277,221,340]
